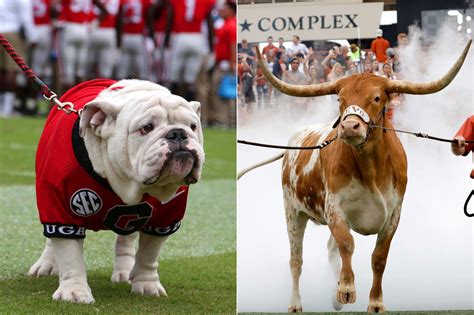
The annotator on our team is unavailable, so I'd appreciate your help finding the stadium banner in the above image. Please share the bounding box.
[238,2,384,43]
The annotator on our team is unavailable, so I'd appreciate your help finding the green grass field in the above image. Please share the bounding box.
[0,117,236,314]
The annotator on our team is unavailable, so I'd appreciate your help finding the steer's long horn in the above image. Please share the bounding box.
[256,49,338,97]
[386,39,471,94]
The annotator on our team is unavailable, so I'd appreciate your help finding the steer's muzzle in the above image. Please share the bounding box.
[339,117,367,146]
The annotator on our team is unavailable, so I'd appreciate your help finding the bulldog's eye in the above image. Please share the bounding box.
[190,123,197,132]
[374,96,381,102]
[139,123,154,135]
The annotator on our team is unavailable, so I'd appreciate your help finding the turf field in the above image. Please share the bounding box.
[0,117,236,314]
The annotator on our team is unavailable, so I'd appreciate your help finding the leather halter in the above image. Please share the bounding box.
[332,104,386,147]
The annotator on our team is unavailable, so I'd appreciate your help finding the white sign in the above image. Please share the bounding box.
[238,2,384,43]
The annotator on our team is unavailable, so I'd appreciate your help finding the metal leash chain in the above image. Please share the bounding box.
[0,34,79,115]
[237,135,338,150]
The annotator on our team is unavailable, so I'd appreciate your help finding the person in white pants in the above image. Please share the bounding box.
[86,0,121,79]
[0,0,37,117]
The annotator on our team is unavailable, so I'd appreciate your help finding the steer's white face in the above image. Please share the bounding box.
[79,80,204,204]
[336,82,389,148]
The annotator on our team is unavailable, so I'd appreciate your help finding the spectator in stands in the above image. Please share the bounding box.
[385,48,399,73]
[238,39,255,67]
[371,60,380,75]
[240,61,255,111]
[210,0,236,128]
[321,47,338,72]
[335,45,349,68]
[370,28,390,69]
[262,36,279,59]
[380,63,396,79]
[397,32,408,48]
[285,35,308,61]
[348,43,360,62]
[255,64,269,110]
[306,65,324,84]
[278,37,285,48]
[363,61,373,74]
[0,0,37,116]
[347,62,358,76]
[327,62,345,82]
[283,57,306,84]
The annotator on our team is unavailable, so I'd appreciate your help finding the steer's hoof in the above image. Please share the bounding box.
[332,292,343,311]
[367,301,386,313]
[336,283,356,304]
[288,304,302,313]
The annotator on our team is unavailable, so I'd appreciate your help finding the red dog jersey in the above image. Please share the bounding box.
[36,79,189,239]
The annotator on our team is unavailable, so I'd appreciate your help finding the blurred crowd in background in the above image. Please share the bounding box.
[0,0,236,128]
[237,29,409,123]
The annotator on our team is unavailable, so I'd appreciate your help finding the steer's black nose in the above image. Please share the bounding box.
[165,128,188,141]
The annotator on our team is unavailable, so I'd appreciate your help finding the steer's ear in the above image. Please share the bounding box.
[189,101,201,118]
[79,100,120,138]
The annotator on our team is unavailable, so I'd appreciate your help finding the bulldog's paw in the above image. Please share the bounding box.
[52,284,95,304]
[367,301,386,313]
[111,270,130,283]
[336,282,356,304]
[131,279,167,297]
[28,258,57,277]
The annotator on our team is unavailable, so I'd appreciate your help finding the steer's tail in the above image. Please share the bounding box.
[237,152,285,180]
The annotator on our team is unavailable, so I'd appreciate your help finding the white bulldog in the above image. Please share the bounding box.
[28,79,204,303]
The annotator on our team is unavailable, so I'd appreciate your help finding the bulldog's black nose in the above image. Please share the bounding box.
[165,128,188,141]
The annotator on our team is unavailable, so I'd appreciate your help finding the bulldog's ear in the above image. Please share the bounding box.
[189,101,201,118]
[79,100,119,137]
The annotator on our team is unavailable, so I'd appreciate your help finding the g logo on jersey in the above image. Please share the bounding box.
[70,189,103,217]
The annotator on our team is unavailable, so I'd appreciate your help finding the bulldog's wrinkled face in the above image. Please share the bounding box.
[79,80,204,204]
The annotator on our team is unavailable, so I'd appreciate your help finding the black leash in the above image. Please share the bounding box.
[237,135,338,150]
[372,125,474,144]
[237,125,474,150]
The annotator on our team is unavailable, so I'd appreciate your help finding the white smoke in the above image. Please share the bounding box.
[237,22,473,313]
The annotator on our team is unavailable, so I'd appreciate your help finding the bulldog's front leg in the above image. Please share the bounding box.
[28,238,58,277]
[51,238,94,304]
[111,232,138,283]
[129,232,168,297]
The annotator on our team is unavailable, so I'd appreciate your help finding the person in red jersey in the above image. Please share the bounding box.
[370,28,390,73]
[452,115,474,179]
[86,0,122,79]
[148,0,172,85]
[207,1,236,128]
[116,0,153,80]
[56,0,107,90]
[164,0,215,101]
[32,0,54,79]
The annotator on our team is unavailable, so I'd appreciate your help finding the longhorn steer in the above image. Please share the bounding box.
[246,40,471,313]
